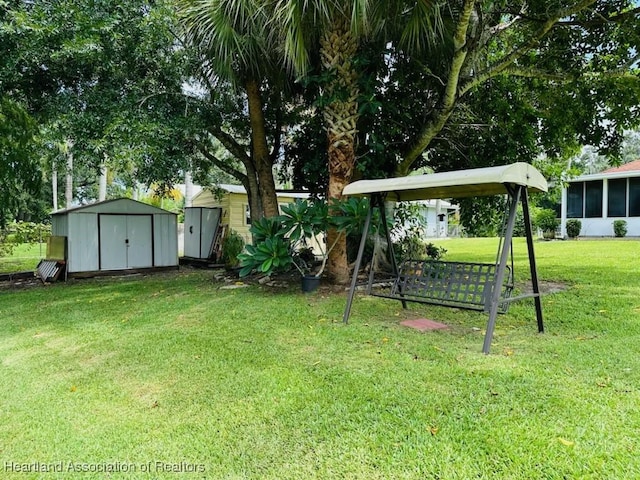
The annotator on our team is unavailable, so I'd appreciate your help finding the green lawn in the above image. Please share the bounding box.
[0,243,46,273]
[1,238,639,479]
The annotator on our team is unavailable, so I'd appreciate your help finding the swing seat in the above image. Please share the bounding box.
[377,259,513,313]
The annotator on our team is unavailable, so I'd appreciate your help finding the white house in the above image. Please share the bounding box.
[560,159,640,237]
[415,199,459,238]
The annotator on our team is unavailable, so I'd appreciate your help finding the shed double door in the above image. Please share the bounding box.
[184,207,221,259]
[99,215,153,270]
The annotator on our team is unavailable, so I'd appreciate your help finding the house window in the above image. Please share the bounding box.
[584,180,603,218]
[245,204,251,225]
[608,178,627,217]
[629,177,640,217]
[567,182,583,218]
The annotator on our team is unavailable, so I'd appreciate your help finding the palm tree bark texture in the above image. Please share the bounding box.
[321,18,359,284]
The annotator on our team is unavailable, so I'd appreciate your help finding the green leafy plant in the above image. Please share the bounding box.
[613,220,627,238]
[9,221,51,245]
[221,229,245,268]
[239,198,371,278]
[392,202,429,263]
[425,242,447,260]
[535,209,559,239]
[0,229,14,257]
[565,219,581,239]
[238,236,293,277]
[249,216,286,244]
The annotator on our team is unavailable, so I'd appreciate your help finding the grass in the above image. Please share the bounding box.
[1,238,640,479]
[0,243,46,273]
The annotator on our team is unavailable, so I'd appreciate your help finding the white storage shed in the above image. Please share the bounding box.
[51,198,178,274]
[183,207,222,259]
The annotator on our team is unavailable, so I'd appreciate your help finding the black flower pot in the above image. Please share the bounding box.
[301,275,321,293]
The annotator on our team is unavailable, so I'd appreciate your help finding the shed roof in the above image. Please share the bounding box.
[343,162,547,201]
[51,198,177,216]
[192,184,313,202]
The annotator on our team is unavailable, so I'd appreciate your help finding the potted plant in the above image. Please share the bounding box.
[238,198,370,292]
[535,209,559,240]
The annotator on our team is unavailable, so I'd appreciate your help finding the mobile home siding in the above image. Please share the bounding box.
[192,188,309,244]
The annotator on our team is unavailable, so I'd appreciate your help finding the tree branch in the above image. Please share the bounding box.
[398,0,476,175]
[459,0,597,97]
[512,6,640,28]
[504,63,640,83]
[197,144,247,183]
[207,125,251,164]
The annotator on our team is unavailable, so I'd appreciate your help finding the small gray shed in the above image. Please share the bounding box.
[183,207,221,259]
[51,198,178,274]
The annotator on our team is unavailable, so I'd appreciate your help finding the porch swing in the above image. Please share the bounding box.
[342,163,548,354]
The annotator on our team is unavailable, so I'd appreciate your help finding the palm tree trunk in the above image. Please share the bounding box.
[321,19,359,284]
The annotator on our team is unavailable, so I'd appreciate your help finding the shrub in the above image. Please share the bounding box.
[565,219,581,239]
[613,220,627,238]
[535,209,559,235]
[9,221,51,244]
[238,198,369,278]
[0,230,14,257]
[425,242,447,260]
[221,229,245,268]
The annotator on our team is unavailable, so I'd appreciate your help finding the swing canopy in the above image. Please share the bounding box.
[342,162,548,354]
[342,162,547,200]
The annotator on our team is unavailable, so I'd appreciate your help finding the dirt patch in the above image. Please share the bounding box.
[0,274,42,290]
[519,280,570,295]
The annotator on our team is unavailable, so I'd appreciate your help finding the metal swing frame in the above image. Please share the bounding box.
[342,163,546,354]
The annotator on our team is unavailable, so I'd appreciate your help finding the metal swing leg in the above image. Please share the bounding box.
[343,197,374,324]
[482,185,521,354]
[522,189,544,333]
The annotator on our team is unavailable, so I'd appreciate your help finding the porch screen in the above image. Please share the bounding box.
[608,178,627,217]
[567,182,583,218]
[629,178,640,217]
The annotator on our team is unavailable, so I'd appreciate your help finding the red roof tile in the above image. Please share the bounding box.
[603,159,640,174]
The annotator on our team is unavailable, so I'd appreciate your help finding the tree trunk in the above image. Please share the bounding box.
[98,157,107,202]
[184,170,194,207]
[241,161,262,243]
[52,163,58,211]
[246,78,279,219]
[65,141,73,208]
[321,20,359,284]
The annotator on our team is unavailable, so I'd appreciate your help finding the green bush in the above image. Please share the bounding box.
[425,242,447,260]
[613,220,627,238]
[565,219,581,239]
[535,209,559,234]
[0,230,14,257]
[9,221,51,244]
[238,198,368,278]
[221,229,245,268]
